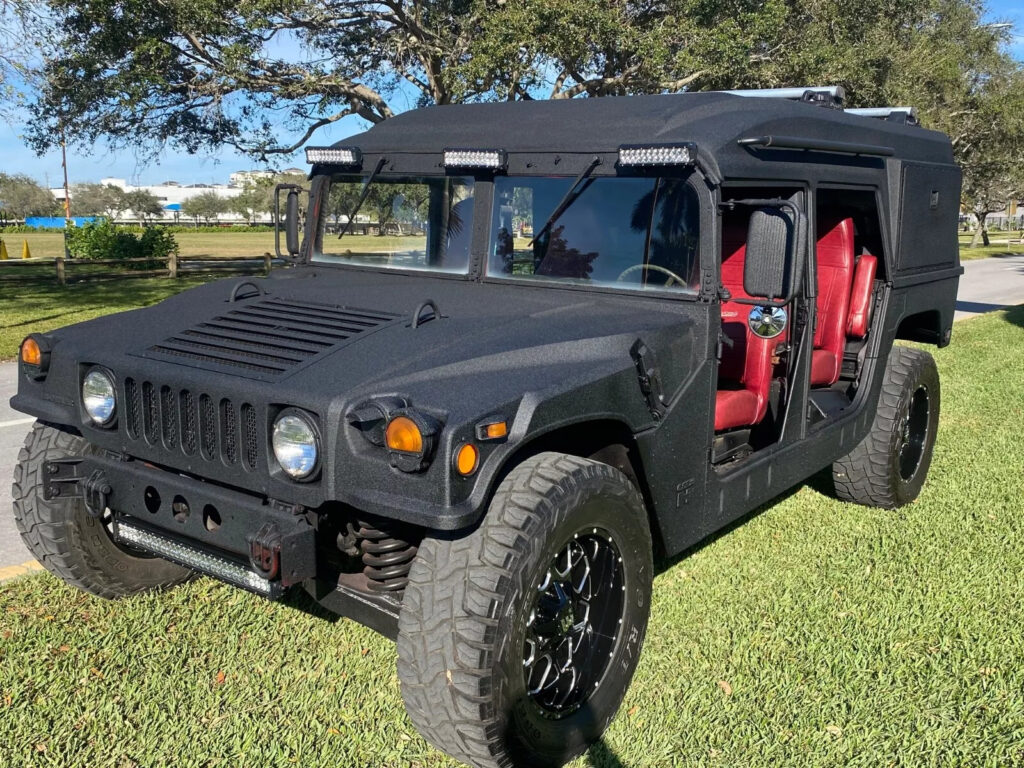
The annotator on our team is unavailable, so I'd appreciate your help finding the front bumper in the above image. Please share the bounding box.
[45,453,316,598]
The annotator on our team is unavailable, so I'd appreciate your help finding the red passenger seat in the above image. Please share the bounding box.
[810,217,855,386]
[846,254,877,339]
[715,225,781,431]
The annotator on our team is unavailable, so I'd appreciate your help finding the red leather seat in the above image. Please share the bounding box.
[847,254,877,339]
[715,225,779,431]
[810,217,855,386]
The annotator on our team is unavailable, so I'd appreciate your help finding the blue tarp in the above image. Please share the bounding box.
[164,203,181,211]
[24,216,100,229]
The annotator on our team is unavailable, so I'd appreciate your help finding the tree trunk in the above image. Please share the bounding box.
[970,212,989,247]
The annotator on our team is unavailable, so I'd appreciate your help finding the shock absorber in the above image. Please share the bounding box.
[356,519,418,593]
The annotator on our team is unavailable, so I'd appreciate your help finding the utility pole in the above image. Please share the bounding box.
[61,130,72,259]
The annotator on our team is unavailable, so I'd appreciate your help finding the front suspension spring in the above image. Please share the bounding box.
[356,520,418,593]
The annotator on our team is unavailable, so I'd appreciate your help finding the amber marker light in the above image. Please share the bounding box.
[455,443,480,476]
[484,421,508,440]
[20,337,42,366]
[385,416,424,453]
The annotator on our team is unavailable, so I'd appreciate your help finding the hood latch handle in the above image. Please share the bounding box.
[411,299,441,329]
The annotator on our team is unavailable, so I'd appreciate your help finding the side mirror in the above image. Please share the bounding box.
[743,207,805,302]
[274,184,304,258]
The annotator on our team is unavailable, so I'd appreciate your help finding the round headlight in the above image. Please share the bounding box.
[272,411,319,480]
[82,369,117,426]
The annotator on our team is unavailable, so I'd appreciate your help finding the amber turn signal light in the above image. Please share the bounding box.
[455,443,479,476]
[385,416,424,453]
[20,337,42,366]
[484,421,507,440]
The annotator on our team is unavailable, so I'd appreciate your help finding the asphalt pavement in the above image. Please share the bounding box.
[2,253,1024,571]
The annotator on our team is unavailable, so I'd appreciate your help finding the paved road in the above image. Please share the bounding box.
[2,254,1024,571]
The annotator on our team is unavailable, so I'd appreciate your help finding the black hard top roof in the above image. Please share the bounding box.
[338,92,954,176]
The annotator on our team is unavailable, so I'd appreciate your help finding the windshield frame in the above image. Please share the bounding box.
[303,162,711,301]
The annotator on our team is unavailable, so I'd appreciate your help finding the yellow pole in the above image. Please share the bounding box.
[21,239,32,259]
[0,238,8,260]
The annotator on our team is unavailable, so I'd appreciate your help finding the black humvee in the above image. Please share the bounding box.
[11,87,961,768]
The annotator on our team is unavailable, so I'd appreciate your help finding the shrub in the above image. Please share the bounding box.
[66,221,179,268]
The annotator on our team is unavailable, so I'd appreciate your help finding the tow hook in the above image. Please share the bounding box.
[249,523,283,580]
[42,458,112,516]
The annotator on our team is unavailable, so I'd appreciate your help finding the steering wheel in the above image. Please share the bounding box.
[616,263,687,288]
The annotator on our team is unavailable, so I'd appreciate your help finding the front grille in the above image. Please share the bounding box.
[122,378,258,471]
[145,298,400,381]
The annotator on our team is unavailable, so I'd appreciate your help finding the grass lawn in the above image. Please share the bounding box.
[957,230,1024,261]
[0,306,1022,766]
[0,278,208,360]
[3,231,422,261]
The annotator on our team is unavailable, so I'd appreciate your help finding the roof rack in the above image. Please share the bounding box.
[720,86,846,108]
[844,107,919,126]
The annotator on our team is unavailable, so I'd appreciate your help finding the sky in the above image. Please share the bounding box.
[1,0,1022,188]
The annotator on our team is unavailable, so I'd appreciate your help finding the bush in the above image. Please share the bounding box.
[0,225,67,234]
[66,221,179,268]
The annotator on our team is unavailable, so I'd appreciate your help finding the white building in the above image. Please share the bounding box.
[49,171,291,224]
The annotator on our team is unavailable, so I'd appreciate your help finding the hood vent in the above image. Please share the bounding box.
[143,298,400,380]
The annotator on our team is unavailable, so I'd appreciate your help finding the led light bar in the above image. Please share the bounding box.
[305,146,362,166]
[618,143,697,167]
[115,520,276,597]
[443,148,507,170]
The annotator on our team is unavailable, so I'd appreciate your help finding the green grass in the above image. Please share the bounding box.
[1,308,1023,767]
[958,230,1024,261]
[2,231,423,261]
[0,278,208,360]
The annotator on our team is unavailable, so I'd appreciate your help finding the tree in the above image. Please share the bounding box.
[71,182,128,219]
[180,191,226,225]
[0,173,58,220]
[123,189,165,223]
[228,184,265,225]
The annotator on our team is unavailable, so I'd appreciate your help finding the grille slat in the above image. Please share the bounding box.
[199,395,217,460]
[241,404,258,471]
[147,298,398,381]
[159,386,178,450]
[180,391,197,455]
[220,399,238,465]
[142,382,159,445]
[125,378,141,439]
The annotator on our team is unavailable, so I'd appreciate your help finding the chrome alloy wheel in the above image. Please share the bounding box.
[522,528,625,718]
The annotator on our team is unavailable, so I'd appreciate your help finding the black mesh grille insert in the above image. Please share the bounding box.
[180,391,196,455]
[159,386,178,449]
[142,382,158,445]
[220,399,238,465]
[199,394,217,460]
[121,382,260,471]
[124,378,141,439]
[241,404,258,471]
[147,298,399,380]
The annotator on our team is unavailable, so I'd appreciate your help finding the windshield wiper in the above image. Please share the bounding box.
[337,157,386,240]
[528,156,602,247]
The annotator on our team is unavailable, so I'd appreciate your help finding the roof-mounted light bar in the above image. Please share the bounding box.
[443,148,507,170]
[305,146,363,166]
[618,143,697,167]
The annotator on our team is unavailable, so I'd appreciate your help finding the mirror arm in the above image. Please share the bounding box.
[274,183,304,259]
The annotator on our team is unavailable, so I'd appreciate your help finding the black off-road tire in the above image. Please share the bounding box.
[397,452,653,768]
[12,421,192,598]
[833,347,940,508]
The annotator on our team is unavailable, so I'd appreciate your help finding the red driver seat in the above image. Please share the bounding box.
[715,224,782,431]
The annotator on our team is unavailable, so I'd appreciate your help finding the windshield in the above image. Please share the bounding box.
[488,177,700,292]
[314,175,475,274]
